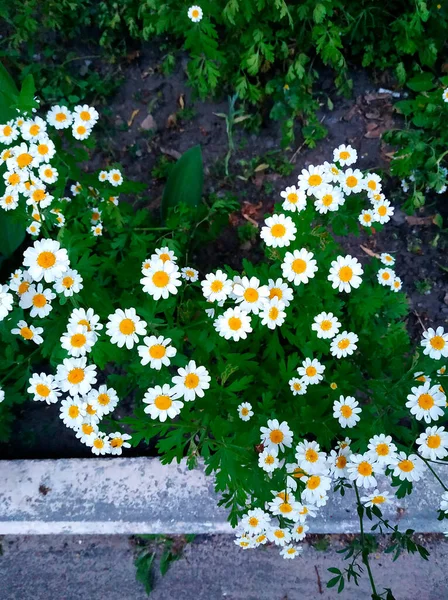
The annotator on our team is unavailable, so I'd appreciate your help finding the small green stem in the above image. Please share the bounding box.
[354,483,378,598]
[420,456,448,492]
[0,346,41,386]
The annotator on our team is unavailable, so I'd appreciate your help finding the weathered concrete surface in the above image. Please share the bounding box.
[0,534,447,600]
[0,458,447,535]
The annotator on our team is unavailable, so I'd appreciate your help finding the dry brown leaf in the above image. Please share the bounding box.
[360,245,379,259]
[166,113,177,128]
[160,147,181,160]
[405,215,435,226]
[178,94,185,109]
[127,109,140,127]
[254,163,269,172]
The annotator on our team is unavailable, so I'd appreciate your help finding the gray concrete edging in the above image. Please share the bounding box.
[0,457,446,535]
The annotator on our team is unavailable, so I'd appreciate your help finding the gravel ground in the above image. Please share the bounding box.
[0,534,447,600]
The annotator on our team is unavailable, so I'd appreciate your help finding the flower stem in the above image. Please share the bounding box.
[354,483,378,598]
[420,456,448,492]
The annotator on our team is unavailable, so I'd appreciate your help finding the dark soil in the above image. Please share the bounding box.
[1,46,447,460]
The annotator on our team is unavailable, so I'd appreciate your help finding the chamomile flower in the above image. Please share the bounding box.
[232,276,270,314]
[73,105,99,127]
[88,432,112,456]
[31,138,56,163]
[360,490,392,507]
[364,173,382,196]
[214,307,252,341]
[171,360,211,401]
[297,164,328,195]
[359,209,375,227]
[56,357,97,397]
[181,267,199,282]
[0,191,19,211]
[314,184,345,213]
[187,5,203,21]
[390,452,424,482]
[311,312,341,339]
[91,207,102,224]
[47,105,73,129]
[71,182,82,196]
[380,253,395,267]
[286,464,307,490]
[267,278,294,307]
[302,474,332,503]
[22,238,69,283]
[13,272,32,297]
[72,121,92,140]
[60,397,87,429]
[238,402,254,421]
[421,327,448,360]
[258,448,279,472]
[260,298,286,329]
[143,384,183,422]
[330,331,358,358]
[75,420,98,445]
[347,454,379,489]
[106,308,147,349]
[20,284,55,318]
[137,335,177,369]
[328,255,363,293]
[328,448,351,478]
[141,259,152,274]
[373,199,394,224]
[68,308,103,339]
[268,495,301,521]
[38,164,58,184]
[151,246,177,264]
[391,277,402,292]
[291,523,309,542]
[0,147,13,165]
[333,396,361,428]
[378,268,395,287]
[108,432,132,456]
[3,169,25,192]
[7,142,39,171]
[367,434,397,465]
[60,325,96,357]
[442,89,448,103]
[141,259,182,300]
[27,373,60,404]
[297,358,325,385]
[289,377,308,396]
[234,535,253,549]
[88,385,119,417]
[240,509,270,534]
[333,144,357,166]
[12,320,43,344]
[260,213,297,248]
[107,169,123,187]
[281,249,318,286]
[340,168,364,195]
[280,185,307,212]
[260,419,293,452]
[0,284,14,321]
[0,121,19,144]
[369,191,385,204]
[92,223,103,236]
[295,440,328,475]
[201,270,232,302]
[53,269,83,297]
[98,170,108,182]
[21,116,47,142]
[406,382,445,423]
[416,426,448,460]
[25,181,53,209]
[323,161,342,183]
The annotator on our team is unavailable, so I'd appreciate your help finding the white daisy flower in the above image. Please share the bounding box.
[240,508,270,534]
[311,312,341,339]
[322,161,342,183]
[358,209,375,227]
[46,105,73,129]
[268,495,302,521]
[260,297,286,329]
[38,164,58,184]
[107,169,123,187]
[92,223,103,237]
[330,331,359,358]
[72,121,93,140]
[71,182,82,196]
[347,453,379,489]
[31,138,56,163]
[416,426,448,461]
[55,357,97,397]
[181,267,199,282]
[143,384,183,422]
[22,238,69,283]
[238,402,253,421]
[137,335,177,369]
[141,259,182,300]
[171,360,211,401]
[201,270,233,302]
[187,5,203,22]
[405,382,445,423]
[377,268,395,287]
[13,272,33,296]
[380,253,395,266]
[328,254,363,293]
[314,184,345,213]
[333,144,357,167]
[367,434,397,465]
[88,385,119,417]
[53,269,83,297]
[295,440,328,475]
[68,308,103,339]
[108,432,132,456]
[233,276,269,314]
[3,169,25,192]
[364,173,382,196]
[302,474,332,503]
[260,213,297,248]
[296,503,318,522]
[234,535,254,550]
[21,116,47,142]
[289,377,308,396]
[141,259,152,274]
[281,248,318,286]
[60,324,96,357]
[27,373,60,404]
[260,419,293,452]
[0,121,19,144]
[297,164,328,195]
[421,327,448,360]
[328,448,351,478]
[19,283,55,318]
[339,168,364,195]
[390,452,425,482]
[0,284,14,321]
[258,448,279,472]
[373,199,394,224]
[0,191,19,210]
[360,489,392,508]
[7,142,39,171]
[391,276,403,292]
[88,432,112,456]
[24,181,53,209]
[267,527,292,547]
[214,306,252,341]
[291,523,309,542]
[27,222,41,236]
[106,308,147,349]
[267,278,294,307]
[60,397,87,429]
[98,170,108,182]
[73,105,99,127]
[151,246,177,264]
[75,419,99,445]
[12,320,44,344]
[297,358,325,385]
[90,207,102,224]
[442,89,448,103]
[280,185,307,212]
[333,395,361,428]
[285,464,307,491]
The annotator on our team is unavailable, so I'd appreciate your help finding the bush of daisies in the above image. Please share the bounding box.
[1,97,448,596]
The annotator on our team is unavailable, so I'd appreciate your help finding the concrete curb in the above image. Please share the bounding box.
[0,458,446,535]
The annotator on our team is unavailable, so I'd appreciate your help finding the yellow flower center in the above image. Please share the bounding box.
[152,271,169,288]
[320,320,332,331]
[68,368,85,384]
[70,333,86,348]
[357,461,373,476]
[62,276,74,289]
[378,205,387,216]
[33,189,46,203]
[112,173,121,182]
[17,153,32,168]
[20,326,33,339]
[192,8,199,17]
[18,281,30,295]
[154,394,172,410]
[338,266,353,282]
[305,448,318,462]
[78,319,91,331]
[244,288,259,303]
[340,405,353,418]
[269,287,282,300]
[376,443,389,456]
[269,429,284,444]
[111,437,124,448]
[37,251,56,269]
[307,475,321,490]
[270,223,286,238]
[264,454,275,464]
[228,317,242,331]
[339,151,350,160]
[274,530,285,539]
[322,194,333,206]
[292,258,307,274]
[241,407,249,416]
[3,125,12,136]
[305,366,317,377]
[346,175,358,188]
[269,307,279,320]
[119,318,135,335]
[337,338,350,350]
[418,393,434,410]
[248,517,259,527]
[8,173,20,185]
[29,124,40,136]
[149,344,166,358]
[86,404,96,416]
[398,459,414,472]
[68,405,80,419]
[80,111,91,121]
[211,279,223,293]
[184,373,199,389]
[371,495,386,504]
[36,383,50,397]
[32,294,47,308]
[97,393,110,406]
[279,502,293,514]
[82,423,94,435]
[56,112,67,122]
[336,455,347,469]
[38,144,49,156]
[308,174,322,186]
[287,192,298,204]
[430,336,445,350]
[367,180,377,190]
[94,438,104,449]
[159,253,170,262]
[427,434,441,449]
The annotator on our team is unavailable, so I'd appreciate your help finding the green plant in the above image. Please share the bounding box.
[213,95,251,176]
[384,73,448,212]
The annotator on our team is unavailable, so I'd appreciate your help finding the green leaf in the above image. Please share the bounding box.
[406,73,435,92]
[0,61,19,122]
[17,74,38,114]
[0,211,26,259]
[161,145,203,221]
